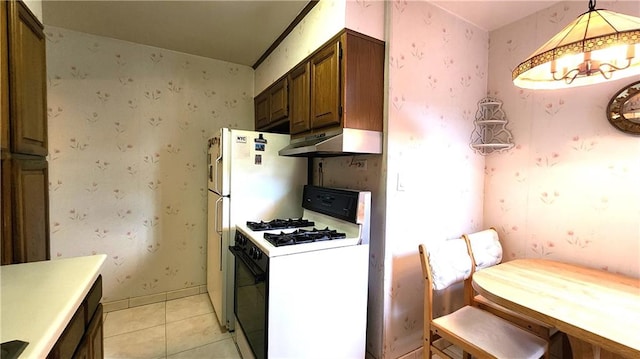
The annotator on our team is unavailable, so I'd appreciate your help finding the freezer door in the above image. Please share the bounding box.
[227,130,307,221]
[208,129,231,195]
[207,190,230,328]
[207,138,215,191]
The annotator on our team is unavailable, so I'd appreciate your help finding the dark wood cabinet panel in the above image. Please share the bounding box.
[289,62,311,135]
[255,92,270,129]
[10,156,50,263]
[310,40,341,130]
[7,0,47,156]
[290,30,384,137]
[87,304,104,359]
[269,77,288,122]
[1,1,49,266]
[1,155,13,265]
[341,31,384,132]
[255,77,290,132]
[74,304,103,359]
[1,1,9,151]
[254,29,384,138]
[55,303,86,359]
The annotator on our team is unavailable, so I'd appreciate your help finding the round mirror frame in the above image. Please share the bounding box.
[607,80,640,136]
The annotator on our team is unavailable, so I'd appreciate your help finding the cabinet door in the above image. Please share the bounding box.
[1,155,13,265]
[7,0,47,156]
[269,77,288,122]
[254,92,270,130]
[87,304,104,359]
[1,1,9,151]
[12,156,49,263]
[72,338,89,359]
[289,62,311,135]
[310,39,341,130]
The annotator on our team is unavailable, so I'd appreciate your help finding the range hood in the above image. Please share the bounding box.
[279,128,382,157]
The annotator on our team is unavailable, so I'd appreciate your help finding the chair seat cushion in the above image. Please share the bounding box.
[474,294,558,336]
[433,306,548,359]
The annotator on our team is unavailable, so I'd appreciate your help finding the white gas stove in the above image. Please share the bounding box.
[229,185,371,359]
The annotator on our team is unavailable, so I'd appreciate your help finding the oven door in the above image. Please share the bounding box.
[229,246,267,359]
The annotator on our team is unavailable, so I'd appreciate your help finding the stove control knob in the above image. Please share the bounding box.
[254,251,262,260]
[237,236,246,246]
[249,247,256,257]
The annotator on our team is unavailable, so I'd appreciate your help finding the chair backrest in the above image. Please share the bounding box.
[418,237,475,323]
[462,228,502,271]
[421,238,474,290]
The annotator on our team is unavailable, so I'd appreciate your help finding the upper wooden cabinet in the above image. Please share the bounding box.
[269,77,288,122]
[254,77,289,132]
[292,30,384,136]
[254,92,270,129]
[3,0,48,156]
[1,0,10,152]
[310,39,341,130]
[289,62,311,134]
[254,29,384,137]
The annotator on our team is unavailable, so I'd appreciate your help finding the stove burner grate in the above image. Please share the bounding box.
[246,218,315,231]
[264,227,347,247]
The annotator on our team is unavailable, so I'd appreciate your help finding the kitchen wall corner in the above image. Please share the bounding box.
[383,1,488,357]
[485,0,640,277]
[45,26,254,302]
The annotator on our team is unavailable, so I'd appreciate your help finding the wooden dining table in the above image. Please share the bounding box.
[471,258,640,359]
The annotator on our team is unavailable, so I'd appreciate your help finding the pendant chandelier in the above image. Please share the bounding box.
[513,0,640,90]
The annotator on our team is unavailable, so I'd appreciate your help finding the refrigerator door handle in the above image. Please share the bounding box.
[215,196,223,270]
[214,151,223,194]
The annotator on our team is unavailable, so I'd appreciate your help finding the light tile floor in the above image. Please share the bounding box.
[103,294,242,359]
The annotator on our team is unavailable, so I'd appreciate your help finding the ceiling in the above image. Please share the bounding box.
[434,1,559,31]
[42,1,310,67]
[42,1,560,68]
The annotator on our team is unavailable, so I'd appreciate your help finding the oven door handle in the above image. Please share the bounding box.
[229,246,266,283]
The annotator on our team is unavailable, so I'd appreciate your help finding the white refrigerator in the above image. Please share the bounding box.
[207,128,306,331]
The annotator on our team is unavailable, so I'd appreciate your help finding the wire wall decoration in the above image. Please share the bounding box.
[470,97,515,155]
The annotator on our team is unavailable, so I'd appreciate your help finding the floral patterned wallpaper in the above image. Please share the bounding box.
[257,1,485,358]
[43,1,640,358]
[45,26,254,302]
[485,1,640,277]
[383,2,488,357]
[254,1,389,357]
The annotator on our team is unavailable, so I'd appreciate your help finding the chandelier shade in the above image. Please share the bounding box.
[513,2,640,90]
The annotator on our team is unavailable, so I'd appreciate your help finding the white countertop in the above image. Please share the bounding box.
[0,254,107,358]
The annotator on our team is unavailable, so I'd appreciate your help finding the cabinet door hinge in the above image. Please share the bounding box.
[338,43,343,60]
[339,106,343,117]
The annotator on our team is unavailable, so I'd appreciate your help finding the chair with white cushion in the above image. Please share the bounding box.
[463,228,560,358]
[418,238,548,359]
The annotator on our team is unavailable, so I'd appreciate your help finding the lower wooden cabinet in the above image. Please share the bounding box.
[0,154,49,264]
[73,304,104,359]
[49,276,104,359]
